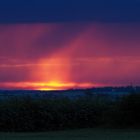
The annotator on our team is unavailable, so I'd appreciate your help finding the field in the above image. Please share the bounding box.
[0,128,140,140]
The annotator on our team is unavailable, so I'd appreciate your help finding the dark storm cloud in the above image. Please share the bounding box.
[0,0,140,23]
[0,23,139,62]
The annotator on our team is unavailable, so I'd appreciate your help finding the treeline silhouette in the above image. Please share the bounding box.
[0,91,139,132]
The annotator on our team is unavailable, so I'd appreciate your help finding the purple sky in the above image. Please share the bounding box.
[0,23,139,89]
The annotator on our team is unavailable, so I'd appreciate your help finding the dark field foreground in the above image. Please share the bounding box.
[0,91,140,131]
[0,128,140,140]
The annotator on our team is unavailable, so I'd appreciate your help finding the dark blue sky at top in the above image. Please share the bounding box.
[0,0,140,23]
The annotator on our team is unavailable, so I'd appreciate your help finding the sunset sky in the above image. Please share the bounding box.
[0,1,140,90]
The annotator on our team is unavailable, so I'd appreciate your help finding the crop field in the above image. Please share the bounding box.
[0,128,140,140]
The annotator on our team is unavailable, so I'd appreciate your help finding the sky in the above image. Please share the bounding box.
[0,0,140,90]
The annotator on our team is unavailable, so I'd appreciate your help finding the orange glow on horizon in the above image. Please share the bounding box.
[30,45,74,90]
[0,81,100,91]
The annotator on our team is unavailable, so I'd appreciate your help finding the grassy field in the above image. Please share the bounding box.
[0,128,140,140]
